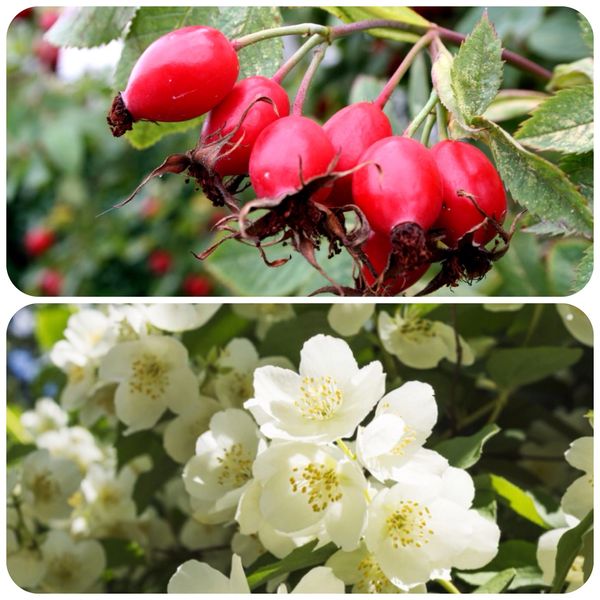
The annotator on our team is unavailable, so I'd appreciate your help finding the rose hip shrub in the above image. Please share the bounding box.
[7,7,593,296]
[7,303,593,592]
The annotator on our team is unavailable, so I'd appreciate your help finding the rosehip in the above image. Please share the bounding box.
[362,230,428,295]
[39,10,60,32]
[149,249,172,276]
[108,26,239,136]
[25,226,55,256]
[249,115,335,202]
[202,76,290,176]
[323,102,392,206]
[430,140,507,246]
[352,136,443,234]
[182,274,213,296]
[34,39,59,71]
[39,269,62,296]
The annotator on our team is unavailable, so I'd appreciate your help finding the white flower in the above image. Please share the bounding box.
[163,396,221,463]
[327,304,375,336]
[183,409,264,524]
[276,567,345,593]
[556,305,593,347]
[356,381,437,482]
[37,425,105,472]
[232,304,295,339]
[99,335,200,433]
[7,547,47,590]
[168,554,250,593]
[145,304,221,332]
[78,382,118,427]
[378,311,474,369]
[365,452,499,589]
[20,449,82,523]
[39,530,106,592]
[561,436,593,520]
[50,354,96,411]
[107,304,151,340]
[231,532,265,566]
[236,479,315,559]
[245,335,385,444]
[327,541,427,593]
[537,527,584,591]
[252,441,369,551]
[21,398,68,436]
[214,338,293,409]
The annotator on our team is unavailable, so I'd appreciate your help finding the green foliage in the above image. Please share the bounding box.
[475,117,593,237]
[473,569,516,593]
[515,85,593,154]
[435,424,500,468]
[247,540,337,590]
[486,346,583,390]
[451,13,504,123]
[46,7,137,48]
[483,90,547,122]
[102,539,146,568]
[560,152,593,203]
[574,245,593,291]
[551,510,593,592]
[34,305,74,351]
[547,58,593,90]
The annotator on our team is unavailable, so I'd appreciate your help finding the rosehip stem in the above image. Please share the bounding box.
[292,44,328,116]
[374,32,434,109]
[436,103,449,141]
[231,23,330,50]
[403,89,439,138]
[271,34,323,84]
[420,113,437,146]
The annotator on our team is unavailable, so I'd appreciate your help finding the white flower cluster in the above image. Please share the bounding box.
[171,334,499,593]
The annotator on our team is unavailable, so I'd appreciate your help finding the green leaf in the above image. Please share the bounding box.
[547,239,589,295]
[435,424,500,469]
[573,245,593,292]
[528,9,590,62]
[320,6,426,42]
[46,7,137,48]
[547,58,593,91]
[101,538,146,568]
[486,346,583,390]
[7,443,36,464]
[582,526,593,583]
[579,14,593,53]
[247,540,337,590]
[34,305,73,351]
[488,474,551,528]
[7,405,31,445]
[551,510,593,592]
[483,90,547,123]
[125,117,204,150]
[560,152,593,204]
[474,117,593,237]
[456,540,543,590]
[473,569,516,593]
[515,85,593,154]
[451,13,503,123]
[431,39,461,119]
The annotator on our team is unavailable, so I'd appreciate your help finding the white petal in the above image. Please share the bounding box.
[377,381,437,434]
[537,527,570,585]
[562,475,593,520]
[292,567,345,593]
[324,487,367,551]
[229,555,251,593]
[440,466,475,508]
[299,335,358,383]
[114,383,166,433]
[146,304,221,332]
[565,437,593,473]
[164,367,201,415]
[327,304,374,337]
[451,511,500,570]
[167,559,231,593]
[357,414,406,461]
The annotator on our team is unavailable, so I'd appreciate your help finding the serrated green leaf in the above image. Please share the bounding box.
[547,58,593,91]
[247,540,337,590]
[475,117,593,237]
[46,7,137,48]
[521,221,574,237]
[515,85,593,154]
[547,239,589,295]
[483,90,547,122]
[551,510,593,592]
[560,152,593,204]
[320,6,427,43]
[451,13,503,123]
[125,117,204,150]
[474,569,516,593]
[487,346,583,390]
[435,424,500,469]
[488,475,551,528]
[573,245,593,292]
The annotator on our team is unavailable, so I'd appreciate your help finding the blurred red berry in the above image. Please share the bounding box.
[25,226,55,256]
[149,249,173,275]
[39,269,62,296]
[34,39,60,71]
[39,10,60,32]
[182,274,213,296]
[13,8,34,21]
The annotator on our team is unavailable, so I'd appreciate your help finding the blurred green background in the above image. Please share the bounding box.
[6,6,592,296]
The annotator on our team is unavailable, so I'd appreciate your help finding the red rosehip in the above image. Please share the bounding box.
[13,8,35,22]
[39,269,62,296]
[39,9,60,32]
[202,76,290,176]
[182,274,213,296]
[149,249,173,276]
[362,230,428,295]
[25,226,55,256]
[34,39,59,71]
[352,136,443,234]
[430,140,507,246]
[323,102,392,207]
[249,115,335,202]
[108,26,239,136]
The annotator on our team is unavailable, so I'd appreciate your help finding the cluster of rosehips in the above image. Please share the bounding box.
[108,25,508,295]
